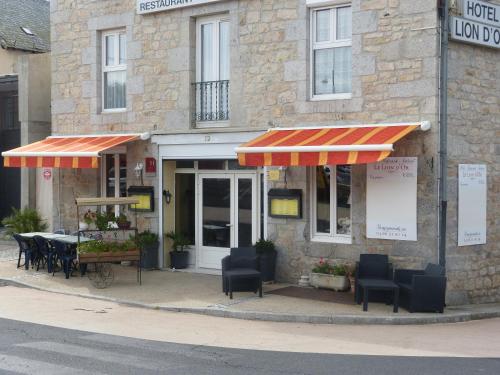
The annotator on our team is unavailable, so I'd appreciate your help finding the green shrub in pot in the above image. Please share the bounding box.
[165,231,190,269]
[1,207,48,236]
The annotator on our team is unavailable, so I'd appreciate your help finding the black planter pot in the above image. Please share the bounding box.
[141,241,159,269]
[258,250,277,282]
[170,251,189,269]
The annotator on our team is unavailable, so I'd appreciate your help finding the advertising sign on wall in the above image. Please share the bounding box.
[458,164,487,246]
[450,0,500,49]
[137,0,224,14]
[366,157,418,241]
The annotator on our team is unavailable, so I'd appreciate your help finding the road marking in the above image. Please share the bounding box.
[0,354,103,375]
[17,341,185,371]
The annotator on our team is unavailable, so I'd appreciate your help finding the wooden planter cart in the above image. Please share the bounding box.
[76,197,142,289]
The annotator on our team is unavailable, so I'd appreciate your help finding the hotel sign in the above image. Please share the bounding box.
[450,1,500,49]
[137,0,224,14]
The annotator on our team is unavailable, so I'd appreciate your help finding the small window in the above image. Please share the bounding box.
[102,30,126,111]
[311,6,352,99]
[312,165,352,242]
[198,160,225,170]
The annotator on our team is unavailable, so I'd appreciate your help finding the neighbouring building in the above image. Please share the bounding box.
[2,0,498,305]
[0,0,51,223]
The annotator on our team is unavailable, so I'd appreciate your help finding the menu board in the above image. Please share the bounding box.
[366,157,418,241]
[458,164,487,246]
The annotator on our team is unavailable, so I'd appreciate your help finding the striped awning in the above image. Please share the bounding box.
[236,122,430,166]
[2,133,149,169]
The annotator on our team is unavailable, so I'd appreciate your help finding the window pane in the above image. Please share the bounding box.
[219,21,230,80]
[201,23,214,82]
[334,46,352,93]
[202,178,230,248]
[105,35,115,66]
[175,160,195,169]
[314,49,334,95]
[104,70,126,109]
[119,33,126,65]
[238,179,253,247]
[198,160,225,170]
[337,7,352,40]
[336,165,351,235]
[316,166,331,234]
[315,9,330,42]
[175,173,195,245]
[119,154,127,197]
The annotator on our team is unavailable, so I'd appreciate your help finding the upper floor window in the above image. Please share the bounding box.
[194,15,230,125]
[102,30,126,111]
[312,165,352,243]
[311,6,352,100]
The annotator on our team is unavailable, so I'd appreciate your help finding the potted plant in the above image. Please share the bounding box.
[135,230,159,269]
[95,211,116,231]
[165,231,190,269]
[81,209,96,230]
[116,213,131,230]
[1,207,48,235]
[255,238,277,282]
[309,258,349,291]
[78,239,140,263]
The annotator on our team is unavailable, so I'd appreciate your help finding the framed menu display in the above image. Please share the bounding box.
[366,157,418,241]
[458,164,487,246]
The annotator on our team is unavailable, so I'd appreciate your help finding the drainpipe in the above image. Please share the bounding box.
[438,0,449,269]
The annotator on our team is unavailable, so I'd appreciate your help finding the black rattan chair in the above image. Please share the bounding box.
[394,263,446,313]
[354,254,393,303]
[221,247,260,295]
[32,235,55,273]
[52,240,77,279]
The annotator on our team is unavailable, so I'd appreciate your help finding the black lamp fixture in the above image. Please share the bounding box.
[163,190,172,204]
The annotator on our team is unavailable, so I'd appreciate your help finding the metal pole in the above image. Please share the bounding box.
[438,0,449,269]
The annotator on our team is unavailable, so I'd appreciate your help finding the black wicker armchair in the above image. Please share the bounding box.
[221,247,260,294]
[354,254,393,303]
[394,263,446,313]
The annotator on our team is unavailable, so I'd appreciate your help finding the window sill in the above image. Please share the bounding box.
[310,93,352,101]
[311,235,352,244]
[195,121,230,129]
[102,108,127,114]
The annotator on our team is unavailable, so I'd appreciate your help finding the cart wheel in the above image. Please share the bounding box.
[88,263,114,288]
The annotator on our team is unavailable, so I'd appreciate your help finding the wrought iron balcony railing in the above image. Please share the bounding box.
[192,80,229,122]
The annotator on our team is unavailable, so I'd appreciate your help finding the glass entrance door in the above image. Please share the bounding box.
[198,174,257,269]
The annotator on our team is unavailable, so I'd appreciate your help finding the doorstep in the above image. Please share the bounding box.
[0,260,499,325]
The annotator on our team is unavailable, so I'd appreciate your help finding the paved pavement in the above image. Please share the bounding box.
[0,312,499,374]
[1,241,500,325]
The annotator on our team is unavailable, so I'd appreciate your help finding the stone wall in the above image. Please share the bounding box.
[49,1,453,295]
[445,36,500,304]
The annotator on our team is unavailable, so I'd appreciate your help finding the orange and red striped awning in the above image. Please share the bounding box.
[2,133,148,169]
[236,122,430,166]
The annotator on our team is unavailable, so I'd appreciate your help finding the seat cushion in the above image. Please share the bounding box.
[398,282,413,292]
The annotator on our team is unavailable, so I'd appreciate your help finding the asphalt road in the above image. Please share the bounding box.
[0,318,498,375]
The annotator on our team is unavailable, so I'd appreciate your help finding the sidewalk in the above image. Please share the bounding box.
[1,241,499,325]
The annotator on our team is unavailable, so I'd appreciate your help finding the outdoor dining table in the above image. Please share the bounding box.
[19,232,93,244]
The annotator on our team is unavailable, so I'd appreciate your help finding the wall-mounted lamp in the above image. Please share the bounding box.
[163,190,172,204]
[134,162,144,185]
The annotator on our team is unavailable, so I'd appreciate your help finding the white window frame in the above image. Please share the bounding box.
[310,165,352,244]
[102,29,127,112]
[100,152,126,216]
[195,15,230,128]
[310,4,352,101]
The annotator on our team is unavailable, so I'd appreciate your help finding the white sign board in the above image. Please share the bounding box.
[450,16,500,49]
[366,157,418,241]
[137,0,224,14]
[458,164,487,246]
[460,0,500,27]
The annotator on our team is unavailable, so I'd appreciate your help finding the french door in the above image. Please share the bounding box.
[198,173,257,269]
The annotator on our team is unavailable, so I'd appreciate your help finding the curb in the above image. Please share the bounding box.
[2,278,500,325]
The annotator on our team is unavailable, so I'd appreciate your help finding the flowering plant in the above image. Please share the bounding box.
[83,210,96,225]
[312,258,347,276]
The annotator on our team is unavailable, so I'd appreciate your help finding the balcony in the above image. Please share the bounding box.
[192,80,229,123]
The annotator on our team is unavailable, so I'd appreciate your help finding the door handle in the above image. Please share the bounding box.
[225,224,233,227]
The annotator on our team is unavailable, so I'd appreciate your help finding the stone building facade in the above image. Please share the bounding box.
[48,0,498,305]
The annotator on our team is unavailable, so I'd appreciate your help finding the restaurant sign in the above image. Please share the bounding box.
[366,157,418,241]
[450,1,500,49]
[137,0,224,14]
